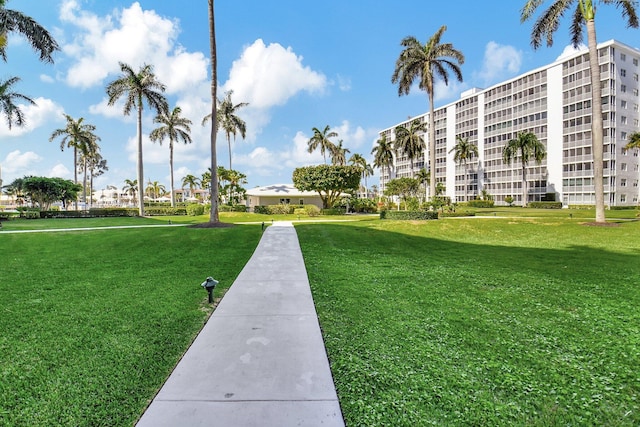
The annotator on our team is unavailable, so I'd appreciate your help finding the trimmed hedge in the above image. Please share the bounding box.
[440,211,476,218]
[467,199,495,208]
[321,208,346,215]
[380,210,438,220]
[610,205,638,210]
[528,201,562,209]
[186,204,205,216]
[219,205,248,212]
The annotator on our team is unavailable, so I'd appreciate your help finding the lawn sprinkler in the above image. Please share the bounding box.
[201,276,219,303]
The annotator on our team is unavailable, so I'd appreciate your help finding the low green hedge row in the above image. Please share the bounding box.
[440,211,476,218]
[528,201,562,209]
[380,210,439,220]
[466,200,495,208]
[219,205,248,212]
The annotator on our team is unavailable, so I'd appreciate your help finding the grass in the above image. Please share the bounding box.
[2,210,639,425]
[0,222,261,426]
[296,217,640,426]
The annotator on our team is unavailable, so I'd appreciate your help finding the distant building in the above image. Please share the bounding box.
[379,39,640,207]
[245,184,323,211]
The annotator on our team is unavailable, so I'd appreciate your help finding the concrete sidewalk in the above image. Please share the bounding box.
[136,221,344,427]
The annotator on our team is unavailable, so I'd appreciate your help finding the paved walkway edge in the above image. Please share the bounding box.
[136,222,345,427]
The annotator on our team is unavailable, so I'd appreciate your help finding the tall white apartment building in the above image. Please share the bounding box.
[378,39,640,207]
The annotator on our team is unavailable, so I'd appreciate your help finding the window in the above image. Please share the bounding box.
[621,163,628,171]
[622,132,628,140]
[621,179,627,187]
[635,73,639,81]
[622,116,628,124]
[621,69,627,77]
[622,100,628,108]
[620,194,627,203]
[634,88,639,96]
[621,53,627,61]
[621,84,627,93]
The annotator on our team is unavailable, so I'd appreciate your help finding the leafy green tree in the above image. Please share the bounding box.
[292,164,361,208]
[0,0,59,63]
[0,76,34,130]
[521,0,639,222]
[150,106,192,207]
[449,136,479,202]
[394,119,426,176]
[84,152,108,208]
[502,132,547,207]
[202,90,248,171]
[106,62,168,216]
[19,176,81,211]
[145,180,166,200]
[384,177,420,210]
[49,114,100,209]
[371,134,395,197]
[392,25,464,200]
[307,125,338,164]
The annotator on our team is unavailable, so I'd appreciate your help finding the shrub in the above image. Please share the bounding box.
[88,208,138,217]
[440,211,475,218]
[321,208,346,215]
[219,205,247,212]
[304,205,321,217]
[467,199,495,208]
[267,204,293,215]
[380,210,438,220]
[253,205,269,214]
[528,201,562,209]
[568,204,594,210]
[609,205,638,210]
[186,204,205,216]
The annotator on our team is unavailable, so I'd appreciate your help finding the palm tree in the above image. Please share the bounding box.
[203,90,248,171]
[145,180,166,200]
[349,153,374,197]
[330,140,350,166]
[521,1,638,221]
[307,125,338,164]
[415,167,430,202]
[449,136,479,202]
[0,76,34,130]
[106,62,168,216]
[182,174,200,201]
[392,25,464,201]
[394,119,426,176]
[0,0,59,63]
[502,132,547,207]
[625,131,640,151]
[84,153,108,208]
[49,114,99,209]
[149,106,193,207]
[75,134,100,206]
[207,0,219,223]
[122,179,137,206]
[371,134,395,197]
[226,169,247,205]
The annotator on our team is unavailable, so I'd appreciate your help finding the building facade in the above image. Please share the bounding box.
[379,39,640,207]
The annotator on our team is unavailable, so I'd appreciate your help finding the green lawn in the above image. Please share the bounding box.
[297,217,640,426]
[0,222,261,426]
[2,212,639,425]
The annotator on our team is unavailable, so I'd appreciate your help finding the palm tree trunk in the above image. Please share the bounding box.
[522,162,527,207]
[464,163,468,203]
[73,147,78,210]
[227,134,232,170]
[169,140,175,207]
[208,0,219,223]
[83,159,88,207]
[136,98,145,217]
[587,20,606,222]
[428,93,436,201]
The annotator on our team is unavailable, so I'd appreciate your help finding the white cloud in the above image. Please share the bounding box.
[475,41,522,86]
[2,150,43,178]
[556,43,587,61]
[60,1,208,94]
[221,39,327,109]
[49,163,72,179]
[40,74,55,83]
[336,74,352,91]
[0,98,64,137]
[434,79,466,103]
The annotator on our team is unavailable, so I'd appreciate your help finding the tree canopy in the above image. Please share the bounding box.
[292,164,361,208]
[8,176,81,211]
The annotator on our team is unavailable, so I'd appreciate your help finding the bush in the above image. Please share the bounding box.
[219,205,247,212]
[304,205,321,217]
[253,205,269,214]
[528,201,562,209]
[609,205,638,210]
[467,199,495,208]
[380,210,438,220]
[89,208,138,217]
[186,204,205,216]
[440,211,475,217]
[568,204,594,210]
[268,204,293,215]
[321,208,346,215]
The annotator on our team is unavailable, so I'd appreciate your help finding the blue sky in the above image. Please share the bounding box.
[2,0,640,191]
